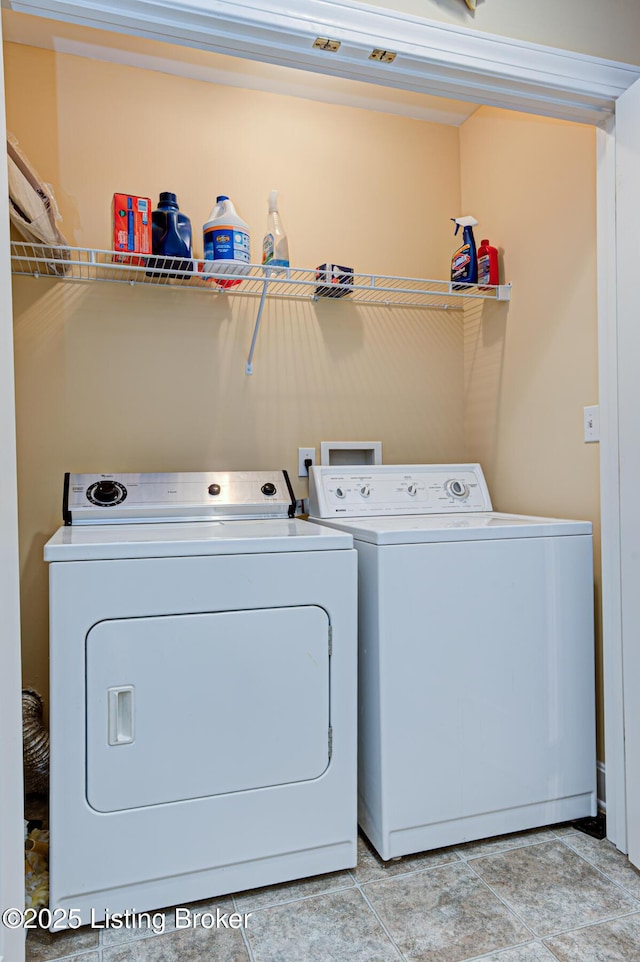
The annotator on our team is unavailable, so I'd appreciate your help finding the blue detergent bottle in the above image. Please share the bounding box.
[147,192,193,277]
[451,215,478,288]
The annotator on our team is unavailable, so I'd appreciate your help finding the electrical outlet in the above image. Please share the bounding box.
[584,405,600,443]
[298,447,316,477]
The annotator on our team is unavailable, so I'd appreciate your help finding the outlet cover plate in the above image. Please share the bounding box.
[298,447,316,477]
[584,405,600,442]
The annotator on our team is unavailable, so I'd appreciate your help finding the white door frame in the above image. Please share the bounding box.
[0,4,634,925]
[609,76,640,865]
[596,117,625,851]
[0,5,25,957]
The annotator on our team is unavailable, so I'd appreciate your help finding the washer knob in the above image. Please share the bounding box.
[360,485,371,498]
[261,482,277,496]
[445,479,469,499]
[407,483,418,496]
[335,487,346,499]
[208,483,221,496]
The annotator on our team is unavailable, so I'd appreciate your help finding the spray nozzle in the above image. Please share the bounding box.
[268,189,279,213]
[451,215,478,235]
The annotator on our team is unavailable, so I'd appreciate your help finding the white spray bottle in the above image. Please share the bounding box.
[262,190,290,269]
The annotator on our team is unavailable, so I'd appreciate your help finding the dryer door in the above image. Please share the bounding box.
[86,605,331,811]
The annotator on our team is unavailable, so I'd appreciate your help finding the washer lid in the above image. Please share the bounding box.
[309,512,592,545]
[44,518,352,561]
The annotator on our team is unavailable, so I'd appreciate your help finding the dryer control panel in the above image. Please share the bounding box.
[63,470,296,524]
[308,464,492,517]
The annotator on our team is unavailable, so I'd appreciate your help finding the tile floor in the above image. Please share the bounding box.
[26,825,640,962]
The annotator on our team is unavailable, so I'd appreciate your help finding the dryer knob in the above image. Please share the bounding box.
[208,483,221,496]
[93,481,120,504]
[86,480,127,506]
[407,483,418,496]
[261,482,277,496]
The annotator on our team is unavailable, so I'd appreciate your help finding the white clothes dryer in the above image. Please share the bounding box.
[45,471,357,924]
[308,463,597,860]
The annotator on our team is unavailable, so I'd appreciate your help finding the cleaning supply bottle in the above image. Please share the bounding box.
[478,238,499,288]
[203,195,251,288]
[147,191,193,277]
[451,216,478,287]
[262,189,290,269]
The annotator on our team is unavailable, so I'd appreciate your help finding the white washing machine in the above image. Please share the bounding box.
[45,471,357,924]
[308,463,597,860]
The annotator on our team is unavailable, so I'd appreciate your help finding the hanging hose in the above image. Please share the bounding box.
[22,689,49,795]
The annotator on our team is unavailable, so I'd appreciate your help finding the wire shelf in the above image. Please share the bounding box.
[11,243,511,374]
[10,243,511,308]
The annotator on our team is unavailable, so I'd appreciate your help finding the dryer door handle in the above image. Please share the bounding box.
[107,686,135,746]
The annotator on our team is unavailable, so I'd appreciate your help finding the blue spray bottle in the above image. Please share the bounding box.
[451,215,478,287]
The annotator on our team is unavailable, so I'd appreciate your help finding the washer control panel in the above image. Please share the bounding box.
[63,471,296,525]
[308,464,492,517]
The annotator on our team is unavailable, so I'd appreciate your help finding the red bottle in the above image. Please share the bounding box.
[478,238,499,288]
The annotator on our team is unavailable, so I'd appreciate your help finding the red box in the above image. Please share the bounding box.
[112,193,151,265]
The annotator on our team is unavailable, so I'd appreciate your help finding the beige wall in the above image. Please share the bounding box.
[460,106,601,754]
[6,42,464,702]
[359,0,640,65]
[4,42,460,277]
[7,42,603,760]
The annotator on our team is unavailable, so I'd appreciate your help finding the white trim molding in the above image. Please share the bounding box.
[5,0,640,122]
[597,117,626,852]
